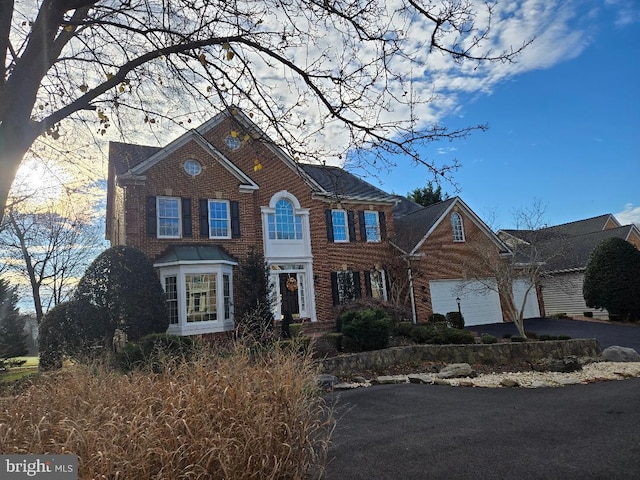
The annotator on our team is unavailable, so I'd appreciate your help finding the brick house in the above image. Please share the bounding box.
[106,108,399,336]
[106,108,527,336]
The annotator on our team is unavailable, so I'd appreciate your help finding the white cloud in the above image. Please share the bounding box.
[615,204,640,226]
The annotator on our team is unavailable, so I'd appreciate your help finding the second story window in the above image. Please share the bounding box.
[451,212,465,242]
[268,199,302,240]
[331,210,349,242]
[363,211,380,242]
[158,197,180,238]
[208,200,230,239]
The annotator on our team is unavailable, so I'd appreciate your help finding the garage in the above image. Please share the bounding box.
[512,278,540,319]
[429,279,503,326]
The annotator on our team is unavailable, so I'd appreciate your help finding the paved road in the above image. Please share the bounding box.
[324,379,640,480]
[467,318,640,352]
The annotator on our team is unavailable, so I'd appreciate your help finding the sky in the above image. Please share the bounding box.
[360,1,640,230]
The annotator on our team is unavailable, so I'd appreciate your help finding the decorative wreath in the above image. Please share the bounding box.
[286,276,298,292]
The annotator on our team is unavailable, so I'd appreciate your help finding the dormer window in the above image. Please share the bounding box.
[451,212,465,242]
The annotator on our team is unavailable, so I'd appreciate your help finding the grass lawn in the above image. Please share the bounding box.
[0,356,39,383]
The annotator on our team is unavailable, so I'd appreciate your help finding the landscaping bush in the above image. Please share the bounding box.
[510,336,527,342]
[538,334,572,341]
[439,328,475,345]
[408,325,441,344]
[0,344,333,479]
[289,323,304,338]
[551,313,569,319]
[114,333,200,373]
[392,321,414,338]
[428,313,446,324]
[445,311,465,329]
[480,333,497,344]
[322,332,343,352]
[524,331,538,339]
[340,308,392,352]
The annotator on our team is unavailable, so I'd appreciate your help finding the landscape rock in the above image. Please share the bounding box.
[437,363,475,379]
[376,375,408,384]
[602,346,640,362]
[334,381,370,390]
[408,373,433,384]
[537,356,583,373]
[500,378,519,388]
[317,374,338,388]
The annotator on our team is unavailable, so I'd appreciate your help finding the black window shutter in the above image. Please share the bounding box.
[353,271,362,299]
[358,210,366,241]
[364,271,372,297]
[198,199,209,238]
[146,196,157,237]
[325,209,334,241]
[330,272,339,306]
[348,211,356,242]
[230,201,240,238]
[182,198,192,237]
[379,211,387,240]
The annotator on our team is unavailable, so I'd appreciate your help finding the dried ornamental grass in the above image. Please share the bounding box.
[0,344,334,479]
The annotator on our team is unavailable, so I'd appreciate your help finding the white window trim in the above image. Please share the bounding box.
[364,211,381,243]
[208,199,231,239]
[451,212,465,242]
[332,209,349,243]
[370,269,388,301]
[157,196,181,239]
[160,264,235,336]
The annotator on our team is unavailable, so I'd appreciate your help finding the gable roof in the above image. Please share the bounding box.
[500,214,638,273]
[391,197,509,256]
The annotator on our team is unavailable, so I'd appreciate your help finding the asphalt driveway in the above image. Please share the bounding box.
[467,318,640,352]
[323,319,640,479]
[324,379,640,480]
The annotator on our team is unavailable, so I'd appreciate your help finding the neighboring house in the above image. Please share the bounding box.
[499,215,640,319]
[390,197,529,326]
[106,108,398,336]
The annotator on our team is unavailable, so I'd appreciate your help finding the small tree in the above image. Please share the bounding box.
[234,248,273,338]
[0,278,28,361]
[583,238,640,321]
[73,245,169,350]
[407,181,449,207]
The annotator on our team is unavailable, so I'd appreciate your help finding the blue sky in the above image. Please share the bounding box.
[365,2,639,230]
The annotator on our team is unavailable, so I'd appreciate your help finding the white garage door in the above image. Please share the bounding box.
[512,279,540,319]
[429,279,503,326]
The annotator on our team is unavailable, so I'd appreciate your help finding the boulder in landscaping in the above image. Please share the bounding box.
[437,363,475,379]
[602,346,640,362]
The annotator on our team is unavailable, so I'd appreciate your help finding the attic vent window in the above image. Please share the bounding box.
[184,159,202,176]
[225,135,242,150]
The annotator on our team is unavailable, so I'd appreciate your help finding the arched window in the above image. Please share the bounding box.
[270,198,302,240]
[451,212,465,242]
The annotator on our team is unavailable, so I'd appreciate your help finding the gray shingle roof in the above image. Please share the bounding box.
[392,197,457,253]
[298,164,398,202]
[109,141,161,175]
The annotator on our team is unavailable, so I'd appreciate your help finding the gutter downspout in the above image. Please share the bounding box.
[407,258,417,324]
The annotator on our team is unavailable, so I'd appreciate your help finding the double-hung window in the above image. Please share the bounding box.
[209,200,230,239]
[157,197,181,238]
[363,211,380,242]
[331,210,349,242]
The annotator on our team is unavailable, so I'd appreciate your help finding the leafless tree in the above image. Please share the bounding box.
[0,0,530,223]
[0,198,104,322]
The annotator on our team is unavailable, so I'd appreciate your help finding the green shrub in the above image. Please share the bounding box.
[115,333,200,373]
[409,325,441,344]
[392,321,414,338]
[289,323,304,338]
[439,328,475,345]
[340,308,391,352]
[510,336,527,342]
[480,333,497,344]
[502,333,512,339]
[428,313,446,324]
[551,313,568,319]
[524,331,538,339]
[322,332,343,352]
[445,311,465,329]
[538,334,572,341]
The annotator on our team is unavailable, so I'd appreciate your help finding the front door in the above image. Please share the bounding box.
[279,273,300,319]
